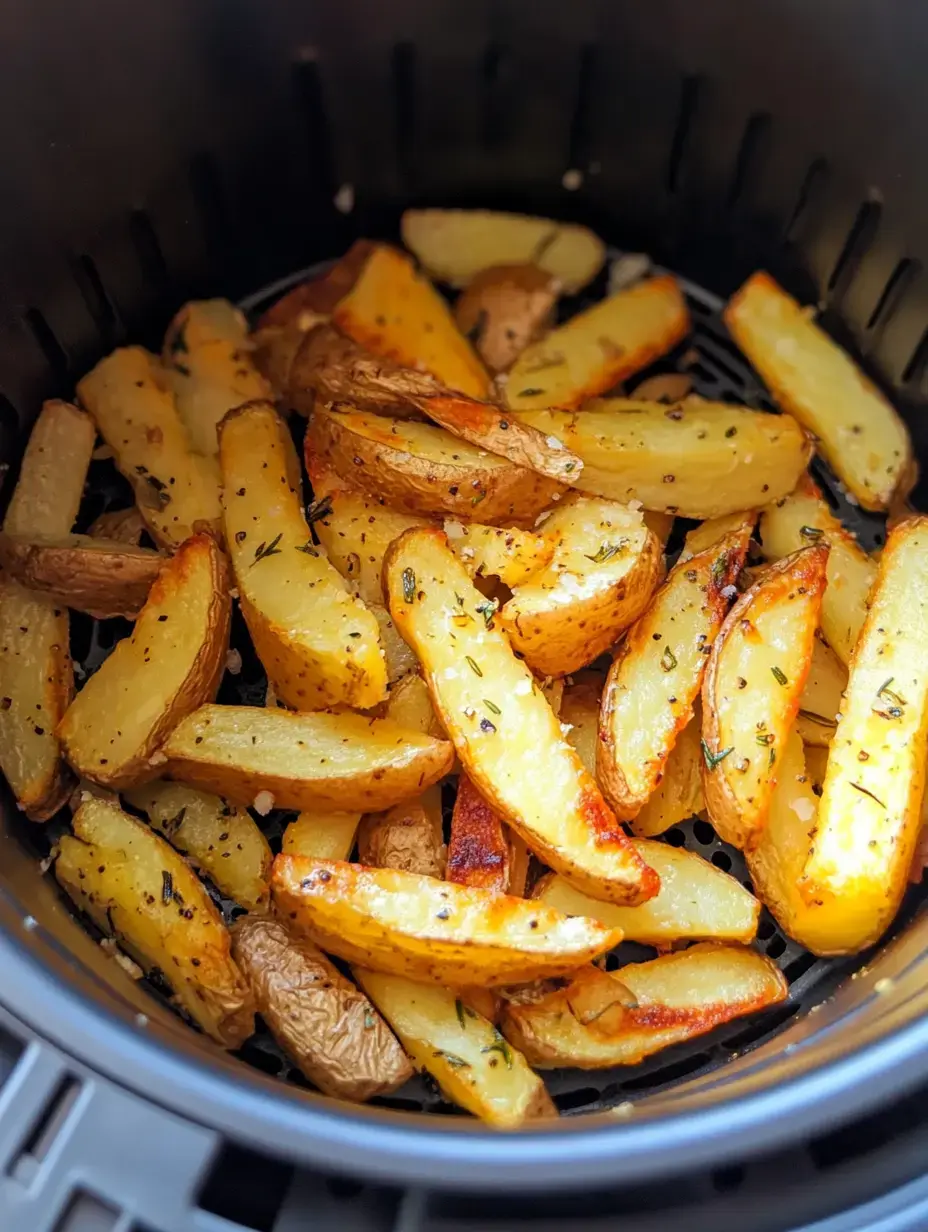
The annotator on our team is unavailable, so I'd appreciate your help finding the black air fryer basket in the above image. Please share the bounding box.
[4,3,928,1230]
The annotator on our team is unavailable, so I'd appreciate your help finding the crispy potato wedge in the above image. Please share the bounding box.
[283,810,360,861]
[87,505,146,545]
[333,244,491,399]
[759,475,876,664]
[0,400,95,818]
[257,240,378,329]
[505,276,690,412]
[165,705,454,812]
[797,517,928,952]
[702,546,828,850]
[631,708,706,838]
[401,208,605,294]
[124,781,271,911]
[232,915,411,1101]
[517,401,810,518]
[356,970,555,1127]
[681,510,758,563]
[383,672,445,738]
[725,271,911,511]
[370,603,419,683]
[447,774,514,894]
[385,527,658,904]
[357,786,446,878]
[534,839,760,944]
[0,533,162,619]
[796,639,848,747]
[163,299,272,456]
[454,264,558,372]
[306,406,565,525]
[598,528,752,820]
[501,943,787,1068]
[559,674,604,778]
[444,519,554,587]
[499,497,663,677]
[76,347,222,548]
[56,798,254,1047]
[58,535,230,789]
[220,402,387,710]
[272,856,622,986]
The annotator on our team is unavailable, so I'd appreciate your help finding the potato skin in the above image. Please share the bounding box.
[231,914,413,1101]
[357,789,446,878]
[257,240,377,329]
[454,264,558,372]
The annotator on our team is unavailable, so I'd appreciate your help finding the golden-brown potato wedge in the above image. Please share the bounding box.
[385,527,658,904]
[797,517,928,952]
[383,672,445,738]
[725,271,911,511]
[87,505,146,545]
[306,406,565,525]
[56,797,254,1047]
[272,856,622,985]
[702,546,828,850]
[0,400,95,818]
[355,970,555,1127]
[444,519,554,587]
[631,708,706,838]
[534,838,760,944]
[759,475,877,665]
[447,774,515,894]
[506,276,690,412]
[163,299,272,456]
[454,264,558,372]
[0,533,162,619]
[499,497,663,677]
[76,347,222,548]
[501,943,787,1068]
[220,402,387,711]
[58,534,230,790]
[232,915,412,1101]
[333,244,491,399]
[283,810,360,861]
[357,786,446,878]
[598,528,752,820]
[257,240,378,330]
[124,781,271,911]
[517,401,811,518]
[370,603,419,683]
[680,511,759,564]
[401,208,605,294]
[796,638,848,747]
[165,705,454,812]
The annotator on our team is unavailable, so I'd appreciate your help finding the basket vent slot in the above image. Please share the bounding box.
[8,1074,81,1184]
[827,198,882,294]
[727,111,771,209]
[866,257,920,331]
[72,254,122,348]
[294,54,337,205]
[197,1142,293,1232]
[128,210,169,295]
[902,325,928,386]
[785,157,829,239]
[53,1190,120,1232]
[666,75,703,194]
[23,308,69,386]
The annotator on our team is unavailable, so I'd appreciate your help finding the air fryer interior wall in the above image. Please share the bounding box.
[1,0,928,1196]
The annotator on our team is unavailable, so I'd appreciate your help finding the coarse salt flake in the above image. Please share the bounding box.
[253,791,275,816]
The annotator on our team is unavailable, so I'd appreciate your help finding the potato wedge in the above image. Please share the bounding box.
[454,264,558,372]
[58,535,230,789]
[306,406,565,525]
[797,517,928,952]
[283,810,360,861]
[272,856,622,985]
[333,244,491,398]
[357,786,446,878]
[501,943,787,1068]
[385,527,658,904]
[383,672,445,738]
[804,742,830,794]
[163,299,272,456]
[220,402,386,711]
[165,705,454,812]
[355,970,554,1127]
[124,781,271,911]
[702,546,828,850]
[0,400,95,818]
[680,510,758,564]
[598,528,752,820]
[256,240,378,329]
[631,708,706,838]
[370,603,419,683]
[0,533,162,619]
[56,797,254,1047]
[796,639,848,747]
[76,347,222,547]
[759,475,876,665]
[725,271,911,511]
[643,510,675,547]
[517,401,810,518]
[444,519,554,587]
[232,915,412,1101]
[447,774,514,894]
[87,505,146,545]
[559,674,604,778]
[401,208,605,294]
[499,497,663,677]
[506,276,690,412]
[534,839,760,944]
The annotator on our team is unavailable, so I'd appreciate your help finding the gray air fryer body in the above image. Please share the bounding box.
[2,3,928,1230]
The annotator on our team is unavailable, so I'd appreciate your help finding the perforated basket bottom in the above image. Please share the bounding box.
[18,256,925,1121]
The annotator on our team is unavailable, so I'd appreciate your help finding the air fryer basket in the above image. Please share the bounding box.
[3,0,928,1216]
